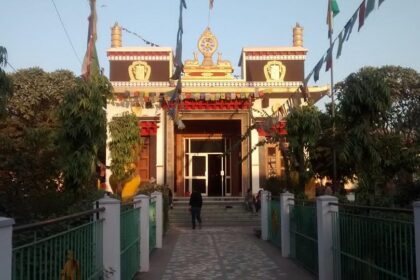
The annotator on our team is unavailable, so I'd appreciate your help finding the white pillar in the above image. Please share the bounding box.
[414,201,420,280]
[134,194,149,272]
[250,129,260,194]
[316,195,338,280]
[0,217,14,280]
[280,192,294,257]
[151,191,163,248]
[156,112,165,185]
[261,190,270,241]
[97,196,121,280]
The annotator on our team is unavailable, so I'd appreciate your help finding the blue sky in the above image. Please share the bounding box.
[1,0,419,89]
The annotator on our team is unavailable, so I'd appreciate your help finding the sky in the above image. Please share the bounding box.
[1,0,420,92]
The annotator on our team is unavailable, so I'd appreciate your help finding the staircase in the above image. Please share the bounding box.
[169,197,260,227]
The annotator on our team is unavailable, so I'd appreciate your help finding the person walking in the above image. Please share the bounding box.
[189,186,203,229]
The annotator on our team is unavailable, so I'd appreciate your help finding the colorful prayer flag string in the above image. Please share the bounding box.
[305,0,384,84]
[121,27,160,47]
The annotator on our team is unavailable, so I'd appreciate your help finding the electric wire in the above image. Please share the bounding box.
[7,62,16,72]
[50,0,82,65]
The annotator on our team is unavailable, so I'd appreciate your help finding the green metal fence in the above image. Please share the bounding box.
[149,198,157,253]
[332,205,416,280]
[268,197,281,249]
[289,201,318,275]
[120,203,140,280]
[12,209,104,280]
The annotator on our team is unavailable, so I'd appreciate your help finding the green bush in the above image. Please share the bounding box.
[262,176,289,196]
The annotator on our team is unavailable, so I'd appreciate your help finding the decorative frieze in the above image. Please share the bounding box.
[108,55,171,61]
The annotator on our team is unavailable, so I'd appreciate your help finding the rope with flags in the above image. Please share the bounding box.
[167,0,187,128]
[305,0,387,84]
[121,27,160,47]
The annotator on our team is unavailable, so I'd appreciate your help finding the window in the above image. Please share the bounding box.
[266,144,284,177]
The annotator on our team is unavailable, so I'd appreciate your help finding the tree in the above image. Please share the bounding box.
[0,46,11,118]
[285,104,321,193]
[58,75,112,191]
[334,66,420,204]
[310,104,356,190]
[0,68,79,220]
[108,113,141,195]
[336,67,391,197]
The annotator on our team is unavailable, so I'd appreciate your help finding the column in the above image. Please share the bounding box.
[414,201,420,280]
[151,191,163,248]
[156,112,165,185]
[250,129,260,194]
[97,196,121,280]
[280,192,294,257]
[0,217,14,280]
[316,195,338,280]
[134,194,150,272]
[165,114,175,191]
[261,190,270,241]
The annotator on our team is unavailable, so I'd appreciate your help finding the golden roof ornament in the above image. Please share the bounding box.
[111,22,122,48]
[293,23,303,47]
[183,28,233,80]
[197,27,218,66]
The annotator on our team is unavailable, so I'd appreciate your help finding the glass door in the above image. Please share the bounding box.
[190,154,208,196]
[184,138,231,196]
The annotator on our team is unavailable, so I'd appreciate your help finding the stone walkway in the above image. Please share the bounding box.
[138,226,314,280]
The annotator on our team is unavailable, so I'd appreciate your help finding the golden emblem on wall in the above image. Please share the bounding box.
[129,61,151,82]
[264,61,286,82]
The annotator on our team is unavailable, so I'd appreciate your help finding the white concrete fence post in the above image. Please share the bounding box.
[151,191,163,248]
[0,217,14,280]
[97,195,121,280]
[316,195,338,280]
[261,190,270,241]
[280,192,294,257]
[413,201,420,280]
[134,194,150,272]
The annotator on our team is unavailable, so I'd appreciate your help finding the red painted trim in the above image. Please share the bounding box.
[257,121,287,136]
[138,121,159,136]
[162,100,252,110]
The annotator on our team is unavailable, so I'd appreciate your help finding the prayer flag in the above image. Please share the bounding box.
[344,11,358,41]
[304,70,314,85]
[331,0,340,16]
[336,31,344,59]
[314,57,324,82]
[327,0,340,38]
[81,0,99,80]
[209,0,214,9]
[358,0,366,32]
[325,45,334,72]
[379,0,385,7]
[365,0,375,19]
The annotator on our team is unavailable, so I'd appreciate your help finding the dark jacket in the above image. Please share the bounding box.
[189,191,203,208]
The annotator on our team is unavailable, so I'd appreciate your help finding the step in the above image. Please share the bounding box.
[170,220,260,227]
[173,196,244,201]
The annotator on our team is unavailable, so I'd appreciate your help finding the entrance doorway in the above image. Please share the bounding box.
[208,154,222,196]
[185,139,231,196]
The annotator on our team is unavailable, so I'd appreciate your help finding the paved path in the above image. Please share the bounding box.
[138,226,314,280]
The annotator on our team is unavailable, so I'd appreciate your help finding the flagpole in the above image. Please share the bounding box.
[329,0,338,191]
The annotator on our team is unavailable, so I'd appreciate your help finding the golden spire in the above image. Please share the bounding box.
[293,23,303,47]
[111,22,122,48]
